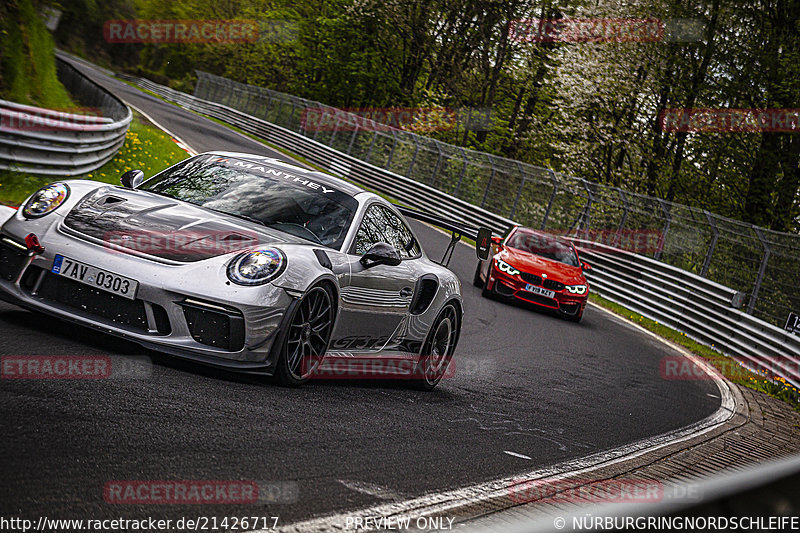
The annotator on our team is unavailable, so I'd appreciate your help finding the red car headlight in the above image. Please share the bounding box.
[496,259,520,276]
[565,284,587,295]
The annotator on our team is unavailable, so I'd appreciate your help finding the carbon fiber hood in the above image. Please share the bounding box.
[63,187,300,262]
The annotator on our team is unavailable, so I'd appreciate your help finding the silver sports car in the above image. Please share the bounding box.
[0,152,489,389]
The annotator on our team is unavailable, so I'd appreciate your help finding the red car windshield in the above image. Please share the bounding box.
[506,231,579,267]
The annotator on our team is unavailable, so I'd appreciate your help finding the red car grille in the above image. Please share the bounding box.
[520,272,542,285]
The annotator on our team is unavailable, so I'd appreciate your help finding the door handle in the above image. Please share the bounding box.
[399,287,413,298]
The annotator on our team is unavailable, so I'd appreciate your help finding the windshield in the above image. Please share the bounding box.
[505,231,579,267]
[142,156,357,249]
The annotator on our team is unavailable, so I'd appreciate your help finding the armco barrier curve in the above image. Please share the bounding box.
[0,57,131,176]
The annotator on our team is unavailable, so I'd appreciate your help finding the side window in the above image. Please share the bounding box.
[352,205,420,258]
[353,205,387,255]
[379,207,420,259]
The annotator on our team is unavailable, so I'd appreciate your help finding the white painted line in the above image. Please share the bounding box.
[503,451,532,460]
[258,295,736,533]
[338,480,404,501]
[124,102,198,156]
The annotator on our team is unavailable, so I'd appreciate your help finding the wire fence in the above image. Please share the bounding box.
[193,71,800,328]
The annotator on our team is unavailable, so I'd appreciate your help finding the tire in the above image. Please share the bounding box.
[473,262,484,287]
[481,267,494,298]
[275,285,335,387]
[564,305,584,323]
[409,303,461,391]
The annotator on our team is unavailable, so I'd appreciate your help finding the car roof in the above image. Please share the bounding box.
[205,151,365,197]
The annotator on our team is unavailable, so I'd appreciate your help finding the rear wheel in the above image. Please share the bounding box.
[275,286,334,387]
[410,303,460,391]
[473,262,483,287]
[481,267,494,298]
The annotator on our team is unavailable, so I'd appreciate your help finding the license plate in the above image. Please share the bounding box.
[52,255,138,300]
[525,283,555,298]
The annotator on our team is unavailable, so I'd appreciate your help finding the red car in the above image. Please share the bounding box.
[474,226,591,322]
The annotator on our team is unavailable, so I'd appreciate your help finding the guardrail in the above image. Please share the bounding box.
[574,240,800,389]
[108,65,799,389]
[0,57,131,176]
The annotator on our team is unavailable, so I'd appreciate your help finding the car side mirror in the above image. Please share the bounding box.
[491,236,503,246]
[360,242,401,268]
[581,261,592,271]
[121,169,144,189]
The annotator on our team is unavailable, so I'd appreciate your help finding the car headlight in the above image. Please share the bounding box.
[22,183,70,219]
[227,248,286,286]
[496,259,520,276]
[566,284,587,294]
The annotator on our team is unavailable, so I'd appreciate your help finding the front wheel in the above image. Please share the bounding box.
[562,305,584,323]
[275,285,335,387]
[410,303,461,391]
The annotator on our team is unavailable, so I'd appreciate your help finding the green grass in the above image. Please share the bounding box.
[0,111,189,205]
[589,293,800,411]
[1,0,75,109]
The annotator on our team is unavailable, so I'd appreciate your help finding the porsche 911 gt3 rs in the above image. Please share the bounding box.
[0,152,489,389]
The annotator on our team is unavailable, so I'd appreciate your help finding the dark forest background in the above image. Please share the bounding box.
[4,0,798,232]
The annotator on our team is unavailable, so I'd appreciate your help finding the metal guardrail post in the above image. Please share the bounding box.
[615,188,629,248]
[289,99,297,131]
[313,110,324,141]
[406,137,420,178]
[747,226,770,316]
[509,161,526,220]
[386,130,398,169]
[329,114,341,146]
[429,141,443,185]
[541,169,559,230]
[347,122,360,155]
[580,180,594,239]
[480,156,497,208]
[365,131,378,164]
[701,210,719,278]
[655,199,671,260]
[453,147,468,197]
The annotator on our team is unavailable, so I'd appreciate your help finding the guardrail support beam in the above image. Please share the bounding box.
[747,226,770,316]
[541,169,559,230]
[701,210,719,278]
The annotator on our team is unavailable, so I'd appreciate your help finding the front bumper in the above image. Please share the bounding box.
[486,265,587,316]
[0,224,294,374]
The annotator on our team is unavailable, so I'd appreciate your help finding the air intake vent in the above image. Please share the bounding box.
[410,276,438,315]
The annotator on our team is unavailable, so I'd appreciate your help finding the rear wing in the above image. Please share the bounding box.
[396,206,492,267]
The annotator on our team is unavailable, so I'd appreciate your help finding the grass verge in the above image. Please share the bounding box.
[589,293,800,412]
[0,110,190,206]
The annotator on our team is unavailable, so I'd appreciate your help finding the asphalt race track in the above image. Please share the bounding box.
[0,58,721,526]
